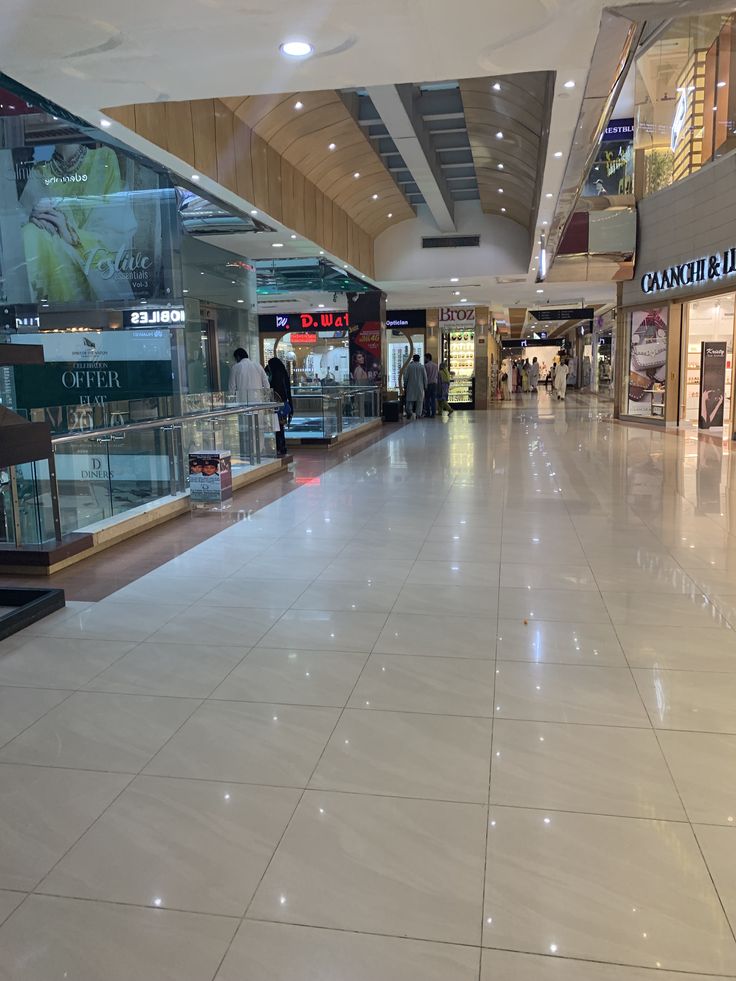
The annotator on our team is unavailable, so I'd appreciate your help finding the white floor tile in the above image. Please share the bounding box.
[393,584,498,618]
[374,613,495,658]
[0,688,70,747]
[499,588,610,623]
[290,579,402,612]
[248,790,487,944]
[483,808,736,973]
[258,610,387,652]
[633,668,736,732]
[0,638,137,689]
[496,619,626,665]
[658,730,736,824]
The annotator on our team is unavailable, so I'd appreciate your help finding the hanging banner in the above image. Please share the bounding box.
[348,321,381,383]
[699,341,726,429]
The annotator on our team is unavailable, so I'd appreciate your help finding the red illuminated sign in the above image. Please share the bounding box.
[289,332,318,344]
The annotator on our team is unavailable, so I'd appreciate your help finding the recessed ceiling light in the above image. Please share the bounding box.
[372,193,379,200]
[450,277,459,282]
[536,288,544,293]
[460,298,468,303]
[387,212,393,218]
[496,131,504,139]
[290,234,297,239]
[501,207,506,212]
[554,151,563,158]
[191,174,200,181]
[100,119,111,128]
[718,80,727,88]
[237,299,244,303]
[343,264,348,269]
[250,209,257,215]
[497,163,504,170]
[319,250,324,255]
[545,192,553,198]
[353,172,360,179]
[182,289,189,293]
[318,303,325,308]
[563,80,575,88]
[280,40,314,58]
[492,82,501,92]
[453,291,461,296]
[272,242,284,248]
[328,142,336,150]
[542,220,548,225]
[498,188,504,193]
[294,101,304,110]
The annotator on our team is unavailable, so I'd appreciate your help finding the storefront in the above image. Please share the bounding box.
[618,145,736,432]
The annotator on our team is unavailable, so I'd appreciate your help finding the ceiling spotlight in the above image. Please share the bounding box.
[237,299,244,303]
[498,188,504,193]
[563,80,575,89]
[290,234,297,239]
[191,174,200,181]
[319,250,324,255]
[100,119,111,128]
[460,298,468,303]
[372,193,379,200]
[554,151,563,158]
[353,172,360,179]
[718,80,727,88]
[492,82,501,92]
[545,192,553,198]
[453,291,461,296]
[318,303,325,308]
[328,142,337,150]
[542,220,548,225]
[294,101,304,110]
[497,163,504,170]
[272,242,284,248]
[501,207,506,212]
[536,288,544,293]
[450,277,459,282]
[250,209,257,215]
[496,131,504,139]
[280,40,314,58]
[387,212,393,218]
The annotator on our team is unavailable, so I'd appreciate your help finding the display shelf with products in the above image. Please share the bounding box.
[442,330,475,408]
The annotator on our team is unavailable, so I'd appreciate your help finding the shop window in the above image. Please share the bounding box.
[627,308,669,417]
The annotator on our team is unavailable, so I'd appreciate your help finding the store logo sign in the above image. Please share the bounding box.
[439,307,476,324]
[641,248,736,295]
[124,308,185,327]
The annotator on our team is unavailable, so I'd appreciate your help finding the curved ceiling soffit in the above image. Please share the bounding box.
[459,72,553,237]
[227,90,415,238]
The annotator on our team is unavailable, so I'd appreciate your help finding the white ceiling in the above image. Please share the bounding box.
[0,0,676,310]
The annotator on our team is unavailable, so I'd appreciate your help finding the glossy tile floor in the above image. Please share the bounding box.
[2,393,736,978]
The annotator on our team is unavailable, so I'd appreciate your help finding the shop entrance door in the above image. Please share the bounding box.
[683,295,735,427]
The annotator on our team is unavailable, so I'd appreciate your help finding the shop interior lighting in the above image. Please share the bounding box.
[497,163,504,170]
[328,142,336,150]
[353,172,360,178]
[100,119,111,128]
[280,40,314,58]
[387,212,393,218]
[496,131,504,139]
[294,101,304,110]
[372,193,379,200]
[563,80,575,88]
[492,82,501,91]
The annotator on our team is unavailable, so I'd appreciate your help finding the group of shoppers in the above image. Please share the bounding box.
[499,355,571,401]
[403,353,453,419]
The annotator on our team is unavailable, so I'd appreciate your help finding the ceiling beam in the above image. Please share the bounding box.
[367,83,456,232]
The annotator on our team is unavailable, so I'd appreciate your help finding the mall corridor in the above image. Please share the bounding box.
[0,395,735,978]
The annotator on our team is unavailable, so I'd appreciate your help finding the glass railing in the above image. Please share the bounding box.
[1,401,280,547]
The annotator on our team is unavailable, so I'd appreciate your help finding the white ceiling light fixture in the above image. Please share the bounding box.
[453,290,461,296]
[250,209,257,215]
[237,299,244,303]
[460,298,468,303]
[290,234,297,239]
[280,40,314,59]
[191,174,200,181]
[718,80,727,88]
[563,79,575,89]
[492,82,501,92]
[328,142,337,151]
[497,163,504,170]
[318,303,325,308]
[536,288,544,293]
[294,100,304,110]
[272,242,284,248]
[498,188,504,193]
[542,220,548,225]
[372,193,379,200]
[353,172,360,179]
[501,207,506,212]
[100,119,112,128]
[387,212,393,218]
[496,131,504,139]
[450,277,459,282]
[545,192,553,198]
[554,151,563,158]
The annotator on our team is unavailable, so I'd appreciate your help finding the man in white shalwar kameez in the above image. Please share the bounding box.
[554,359,569,400]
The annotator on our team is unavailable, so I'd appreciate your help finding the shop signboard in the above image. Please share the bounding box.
[628,308,668,415]
[438,307,476,326]
[641,248,736,296]
[386,309,426,329]
[259,312,350,332]
[189,450,232,504]
[55,452,170,483]
[699,341,727,429]
[529,307,595,322]
[9,329,173,409]
[123,307,186,327]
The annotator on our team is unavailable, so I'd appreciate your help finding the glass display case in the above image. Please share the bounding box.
[443,330,475,408]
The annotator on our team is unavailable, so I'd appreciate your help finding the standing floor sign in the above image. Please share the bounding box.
[699,342,726,429]
[189,451,232,504]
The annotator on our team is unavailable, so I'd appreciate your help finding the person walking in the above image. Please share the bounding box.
[403,354,427,419]
[438,360,453,414]
[228,348,270,403]
[529,356,540,393]
[554,358,569,400]
[423,353,440,418]
[266,356,292,456]
[500,363,510,401]
[522,360,530,393]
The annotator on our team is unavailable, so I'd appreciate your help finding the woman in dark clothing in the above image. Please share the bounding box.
[266,356,292,456]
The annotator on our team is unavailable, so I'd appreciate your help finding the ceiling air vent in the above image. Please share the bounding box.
[422,235,480,249]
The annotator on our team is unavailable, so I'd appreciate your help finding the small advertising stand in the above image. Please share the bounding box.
[699,342,727,430]
[189,450,233,509]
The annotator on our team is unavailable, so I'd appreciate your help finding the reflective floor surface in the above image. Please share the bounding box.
[1,391,736,979]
